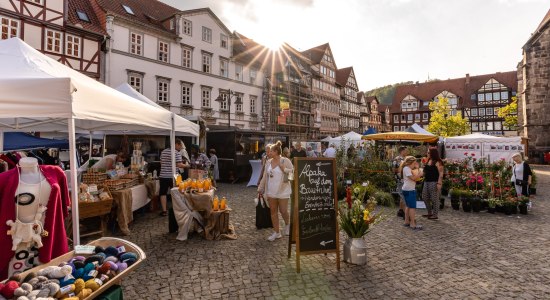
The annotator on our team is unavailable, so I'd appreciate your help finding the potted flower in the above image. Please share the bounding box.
[503,196,518,215]
[450,189,461,210]
[487,197,500,214]
[339,185,383,265]
[470,190,484,213]
[529,170,537,195]
[518,196,529,215]
[461,190,472,212]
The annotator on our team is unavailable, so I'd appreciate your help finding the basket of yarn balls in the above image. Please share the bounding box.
[1,237,145,300]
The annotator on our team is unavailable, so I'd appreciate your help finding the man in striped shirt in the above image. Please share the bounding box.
[159,139,188,217]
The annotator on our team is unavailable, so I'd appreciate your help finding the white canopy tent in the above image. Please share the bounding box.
[444,133,523,162]
[329,131,370,148]
[0,38,197,245]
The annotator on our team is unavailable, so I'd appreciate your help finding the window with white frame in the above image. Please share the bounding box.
[201,87,211,107]
[393,115,399,123]
[250,96,256,113]
[219,92,228,110]
[235,94,243,112]
[487,122,494,131]
[202,26,212,43]
[479,108,485,116]
[401,126,406,131]
[235,64,243,81]
[45,29,62,53]
[220,33,228,49]
[182,47,192,68]
[471,108,478,116]
[495,121,502,130]
[220,58,228,77]
[30,0,44,4]
[181,82,192,105]
[394,126,399,132]
[401,95,418,112]
[65,34,81,57]
[1,16,19,40]
[202,52,212,73]
[400,115,405,122]
[472,122,479,131]
[157,78,169,102]
[501,92,509,100]
[130,32,142,55]
[407,114,413,122]
[478,93,485,103]
[249,68,257,84]
[128,73,143,93]
[183,19,192,35]
[158,41,169,62]
[415,113,420,121]
[486,107,494,116]
[422,113,429,120]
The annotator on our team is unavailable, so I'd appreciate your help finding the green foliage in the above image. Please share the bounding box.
[531,170,537,187]
[364,81,413,105]
[339,185,382,238]
[497,96,518,130]
[372,191,395,208]
[427,97,470,137]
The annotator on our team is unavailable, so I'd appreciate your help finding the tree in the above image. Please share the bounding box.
[497,96,518,130]
[364,81,413,104]
[427,97,469,137]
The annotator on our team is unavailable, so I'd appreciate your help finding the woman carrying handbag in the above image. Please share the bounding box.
[258,141,294,241]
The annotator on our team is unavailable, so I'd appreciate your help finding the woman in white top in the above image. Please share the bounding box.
[399,156,424,230]
[258,141,294,241]
[511,152,532,197]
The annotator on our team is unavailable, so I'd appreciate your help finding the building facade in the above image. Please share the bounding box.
[518,9,550,161]
[336,67,360,134]
[390,72,517,136]
[362,96,388,133]
[94,1,264,130]
[301,43,339,138]
[0,0,105,79]
[263,43,316,141]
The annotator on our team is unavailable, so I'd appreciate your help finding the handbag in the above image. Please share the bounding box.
[255,194,273,229]
[515,179,525,186]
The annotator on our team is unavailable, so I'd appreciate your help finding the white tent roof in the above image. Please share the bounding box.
[115,83,199,136]
[0,38,173,133]
[330,131,363,142]
[445,133,521,143]
[408,123,434,135]
[321,136,332,142]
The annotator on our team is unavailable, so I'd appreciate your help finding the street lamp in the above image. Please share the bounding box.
[215,89,243,128]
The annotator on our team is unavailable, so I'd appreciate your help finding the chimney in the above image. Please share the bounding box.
[465,73,470,85]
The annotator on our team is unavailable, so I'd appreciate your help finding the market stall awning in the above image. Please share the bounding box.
[362,131,439,143]
[3,132,68,151]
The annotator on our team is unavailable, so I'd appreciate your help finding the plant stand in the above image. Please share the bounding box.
[343,238,367,265]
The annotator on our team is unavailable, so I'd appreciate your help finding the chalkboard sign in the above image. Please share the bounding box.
[292,157,340,272]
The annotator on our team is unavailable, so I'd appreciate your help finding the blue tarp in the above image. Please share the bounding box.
[3,132,69,151]
[363,127,378,135]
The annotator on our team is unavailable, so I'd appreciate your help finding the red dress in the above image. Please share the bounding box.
[0,165,70,280]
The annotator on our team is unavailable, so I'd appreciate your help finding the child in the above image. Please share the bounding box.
[399,156,424,230]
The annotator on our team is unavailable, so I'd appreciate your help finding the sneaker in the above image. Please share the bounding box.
[284,225,290,236]
[267,232,282,241]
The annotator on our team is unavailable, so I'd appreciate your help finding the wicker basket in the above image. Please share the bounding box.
[6,237,146,299]
[79,189,113,219]
[104,179,126,191]
[82,172,108,186]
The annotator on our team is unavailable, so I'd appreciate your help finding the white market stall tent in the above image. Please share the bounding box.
[329,131,371,148]
[444,133,523,162]
[0,38,198,245]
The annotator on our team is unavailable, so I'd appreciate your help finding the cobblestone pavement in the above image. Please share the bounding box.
[108,166,550,299]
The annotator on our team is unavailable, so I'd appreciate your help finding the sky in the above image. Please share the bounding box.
[160,0,548,91]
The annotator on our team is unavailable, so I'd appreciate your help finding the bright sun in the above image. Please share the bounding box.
[262,36,284,51]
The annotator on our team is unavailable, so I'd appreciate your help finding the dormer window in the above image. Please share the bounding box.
[122,5,134,15]
[401,95,418,112]
[76,11,90,22]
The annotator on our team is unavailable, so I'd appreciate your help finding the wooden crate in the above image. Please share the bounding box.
[79,199,113,219]
[7,237,146,300]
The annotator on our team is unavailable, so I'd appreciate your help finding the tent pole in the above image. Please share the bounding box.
[89,131,93,159]
[170,114,176,178]
[68,117,80,246]
[0,130,3,152]
[103,134,107,156]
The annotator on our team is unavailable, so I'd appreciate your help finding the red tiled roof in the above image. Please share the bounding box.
[335,67,352,87]
[378,104,389,113]
[301,43,329,64]
[95,0,179,34]
[390,71,517,113]
[365,95,378,104]
[67,0,106,35]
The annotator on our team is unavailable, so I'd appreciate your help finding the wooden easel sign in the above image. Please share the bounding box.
[290,157,340,273]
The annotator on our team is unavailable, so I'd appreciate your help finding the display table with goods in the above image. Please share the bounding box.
[70,184,113,238]
[0,237,145,300]
[170,177,236,241]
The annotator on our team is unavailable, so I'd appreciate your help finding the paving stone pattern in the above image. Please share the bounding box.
[107,166,550,299]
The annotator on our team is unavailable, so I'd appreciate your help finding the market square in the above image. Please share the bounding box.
[1,0,550,299]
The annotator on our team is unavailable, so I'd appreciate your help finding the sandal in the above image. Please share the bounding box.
[160,211,168,217]
[410,225,423,230]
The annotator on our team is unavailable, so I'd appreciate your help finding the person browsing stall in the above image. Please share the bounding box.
[511,152,532,197]
[91,151,126,171]
[290,142,307,159]
[159,139,189,217]
[258,141,294,241]
[399,156,424,230]
[422,148,444,220]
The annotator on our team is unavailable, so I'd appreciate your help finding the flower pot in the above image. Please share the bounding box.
[529,188,536,195]
[461,198,471,212]
[343,237,367,265]
[519,204,528,215]
[439,197,445,210]
[451,200,460,210]
[511,205,518,214]
[487,207,496,214]
[504,206,512,215]
[496,205,504,213]
[471,197,481,213]
[441,188,449,197]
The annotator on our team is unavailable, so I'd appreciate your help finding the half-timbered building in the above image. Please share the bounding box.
[336,67,360,134]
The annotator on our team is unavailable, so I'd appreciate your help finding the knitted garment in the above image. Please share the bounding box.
[0,165,70,280]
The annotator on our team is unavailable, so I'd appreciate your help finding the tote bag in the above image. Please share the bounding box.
[255,194,272,229]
